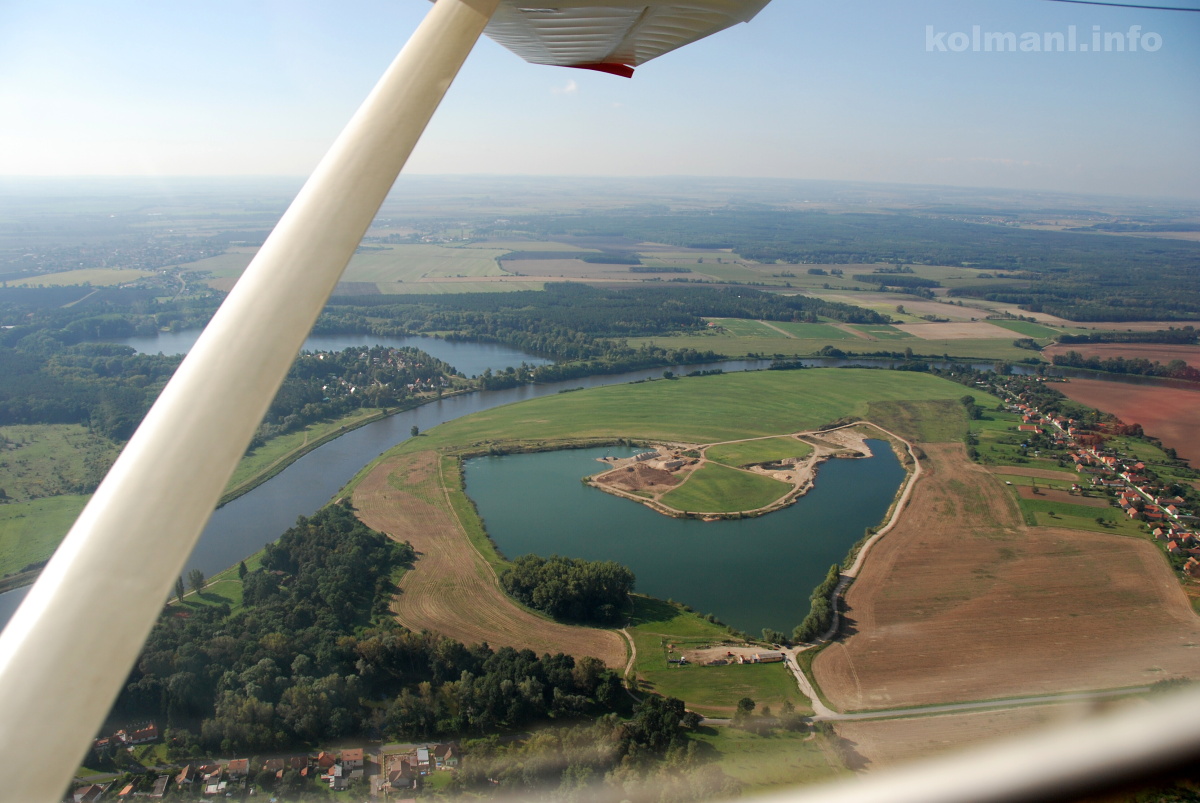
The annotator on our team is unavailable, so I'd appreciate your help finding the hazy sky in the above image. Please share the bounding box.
[1,0,1198,198]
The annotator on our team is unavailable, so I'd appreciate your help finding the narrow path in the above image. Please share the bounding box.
[815,686,1150,722]
[834,322,873,340]
[757,319,797,338]
[619,627,637,680]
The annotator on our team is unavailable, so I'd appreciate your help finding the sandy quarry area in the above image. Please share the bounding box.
[589,427,877,515]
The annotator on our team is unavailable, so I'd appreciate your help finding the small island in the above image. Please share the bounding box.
[586,423,905,520]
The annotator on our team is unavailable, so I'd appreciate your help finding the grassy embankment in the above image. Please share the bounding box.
[705,437,814,467]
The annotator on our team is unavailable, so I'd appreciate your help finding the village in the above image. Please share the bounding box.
[995,379,1200,578]
[72,727,460,802]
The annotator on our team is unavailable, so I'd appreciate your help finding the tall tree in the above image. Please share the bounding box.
[187,568,205,595]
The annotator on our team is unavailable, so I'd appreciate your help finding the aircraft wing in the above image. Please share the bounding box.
[481,0,773,76]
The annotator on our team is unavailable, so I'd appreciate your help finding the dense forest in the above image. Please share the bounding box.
[496,210,1200,320]
[500,554,636,625]
[108,503,629,755]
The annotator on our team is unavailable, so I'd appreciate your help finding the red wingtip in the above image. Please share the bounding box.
[567,62,635,78]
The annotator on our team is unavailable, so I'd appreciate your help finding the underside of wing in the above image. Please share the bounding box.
[482,0,773,77]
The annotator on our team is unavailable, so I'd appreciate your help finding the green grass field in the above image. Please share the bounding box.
[7,268,155,287]
[768,322,856,340]
[659,463,791,513]
[866,399,972,443]
[0,424,117,503]
[0,495,89,576]
[342,244,509,283]
[691,727,848,790]
[628,596,811,718]
[706,437,813,467]
[850,324,914,340]
[1007,491,1146,537]
[400,370,991,455]
[987,319,1064,338]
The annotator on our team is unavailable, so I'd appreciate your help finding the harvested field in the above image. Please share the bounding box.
[1056,378,1200,463]
[1016,485,1109,507]
[990,466,1080,482]
[894,321,1017,339]
[834,702,1107,769]
[351,450,627,667]
[813,443,1200,711]
[1044,342,1200,365]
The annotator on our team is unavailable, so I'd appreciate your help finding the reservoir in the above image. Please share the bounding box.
[464,440,906,635]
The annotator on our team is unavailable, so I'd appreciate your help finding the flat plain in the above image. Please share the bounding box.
[812,442,1200,711]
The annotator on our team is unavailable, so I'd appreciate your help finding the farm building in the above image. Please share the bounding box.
[752,651,785,663]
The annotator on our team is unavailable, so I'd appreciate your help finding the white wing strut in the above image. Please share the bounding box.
[0,1,499,799]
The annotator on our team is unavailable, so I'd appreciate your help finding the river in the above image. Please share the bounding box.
[0,345,767,630]
[0,339,1025,631]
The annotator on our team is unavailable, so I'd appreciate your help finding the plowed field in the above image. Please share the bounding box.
[352,450,627,667]
[813,443,1200,711]
[1055,378,1200,462]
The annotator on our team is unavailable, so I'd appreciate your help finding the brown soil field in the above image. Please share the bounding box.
[812,443,1200,711]
[1016,485,1109,507]
[895,321,1018,340]
[351,450,627,667]
[1056,378,1200,463]
[1044,343,1200,365]
[990,466,1080,482]
[834,702,1108,770]
[594,462,681,494]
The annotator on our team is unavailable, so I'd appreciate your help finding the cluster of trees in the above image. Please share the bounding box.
[1050,351,1200,383]
[107,503,629,756]
[1056,327,1197,346]
[253,345,459,445]
[791,564,841,643]
[501,554,635,624]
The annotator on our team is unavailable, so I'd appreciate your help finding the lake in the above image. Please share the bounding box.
[102,330,553,379]
[464,440,906,635]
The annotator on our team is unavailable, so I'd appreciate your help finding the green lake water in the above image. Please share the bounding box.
[464,440,905,635]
